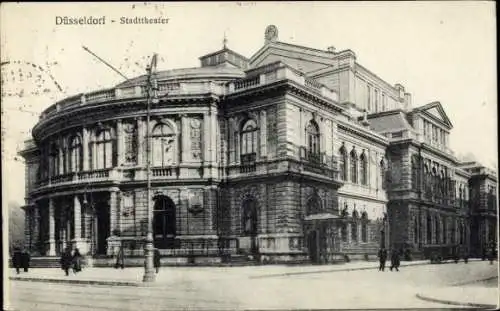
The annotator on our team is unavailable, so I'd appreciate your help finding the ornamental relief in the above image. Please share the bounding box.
[123,120,137,164]
[236,185,260,205]
[190,118,202,160]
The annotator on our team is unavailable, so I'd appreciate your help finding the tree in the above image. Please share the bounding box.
[8,201,25,251]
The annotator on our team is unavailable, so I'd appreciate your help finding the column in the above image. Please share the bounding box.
[116,119,124,167]
[107,189,120,256]
[48,198,56,256]
[58,138,64,175]
[24,207,32,251]
[137,117,145,166]
[228,118,235,164]
[32,205,40,254]
[72,195,86,253]
[181,114,190,163]
[82,127,90,171]
[260,110,267,158]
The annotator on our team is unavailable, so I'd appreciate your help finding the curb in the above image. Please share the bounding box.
[415,293,497,309]
[250,260,430,279]
[9,276,139,287]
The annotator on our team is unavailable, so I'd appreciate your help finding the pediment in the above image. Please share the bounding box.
[414,101,453,129]
[249,42,334,74]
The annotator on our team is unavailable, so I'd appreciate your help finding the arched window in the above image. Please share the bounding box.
[350,150,358,183]
[240,119,258,156]
[153,195,176,249]
[95,129,113,169]
[338,147,348,181]
[306,120,320,158]
[411,156,419,190]
[242,199,258,236]
[152,123,176,167]
[69,136,83,173]
[360,152,368,185]
[49,143,59,177]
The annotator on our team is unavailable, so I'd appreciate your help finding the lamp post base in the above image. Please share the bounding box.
[143,233,156,283]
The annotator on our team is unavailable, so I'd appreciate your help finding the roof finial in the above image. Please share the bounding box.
[223,31,228,49]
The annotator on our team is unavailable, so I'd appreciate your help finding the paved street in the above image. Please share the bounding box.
[5,261,498,310]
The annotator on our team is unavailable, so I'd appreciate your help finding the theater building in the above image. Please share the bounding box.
[19,25,496,264]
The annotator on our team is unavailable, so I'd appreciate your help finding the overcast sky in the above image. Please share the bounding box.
[1,2,497,206]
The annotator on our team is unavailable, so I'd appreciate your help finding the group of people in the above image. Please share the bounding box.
[11,248,31,274]
[377,247,401,271]
[60,247,83,276]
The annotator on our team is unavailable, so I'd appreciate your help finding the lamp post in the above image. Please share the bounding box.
[143,54,159,283]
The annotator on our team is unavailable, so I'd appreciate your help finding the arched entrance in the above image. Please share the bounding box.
[305,196,322,263]
[153,195,176,249]
[241,199,258,254]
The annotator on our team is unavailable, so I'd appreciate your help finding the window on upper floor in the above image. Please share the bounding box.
[49,143,59,177]
[350,150,358,183]
[240,119,258,156]
[339,146,348,181]
[95,128,113,169]
[306,120,320,162]
[382,93,386,111]
[374,89,379,113]
[367,85,372,112]
[69,135,83,173]
[360,152,368,185]
[152,123,176,167]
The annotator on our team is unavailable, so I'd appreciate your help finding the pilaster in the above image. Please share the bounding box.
[82,127,90,171]
[137,117,145,166]
[260,110,267,158]
[116,119,124,167]
[210,106,218,164]
[181,114,190,163]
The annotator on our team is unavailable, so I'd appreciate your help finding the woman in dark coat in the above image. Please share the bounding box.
[154,248,161,273]
[21,249,31,272]
[389,249,400,272]
[12,248,22,274]
[72,248,83,273]
[378,248,388,271]
[60,247,73,276]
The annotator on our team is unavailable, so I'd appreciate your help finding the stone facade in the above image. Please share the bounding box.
[19,25,496,263]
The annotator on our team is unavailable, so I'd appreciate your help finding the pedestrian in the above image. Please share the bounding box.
[12,247,22,274]
[72,248,83,273]
[60,247,73,276]
[389,249,400,272]
[378,247,387,271]
[21,249,30,273]
[154,248,161,274]
[115,243,125,269]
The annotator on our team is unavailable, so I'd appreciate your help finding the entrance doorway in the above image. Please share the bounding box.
[153,195,176,249]
[95,204,110,255]
[307,230,319,263]
[241,199,258,254]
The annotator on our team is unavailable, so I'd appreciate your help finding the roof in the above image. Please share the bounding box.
[115,66,245,88]
[367,111,413,133]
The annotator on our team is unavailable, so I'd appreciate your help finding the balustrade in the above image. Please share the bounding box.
[234,76,260,90]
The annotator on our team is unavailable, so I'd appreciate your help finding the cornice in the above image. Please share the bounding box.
[337,121,389,147]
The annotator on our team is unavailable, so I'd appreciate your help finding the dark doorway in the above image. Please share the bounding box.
[308,230,319,263]
[153,195,176,249]
[95,204,110,255]
[241,199,258,254]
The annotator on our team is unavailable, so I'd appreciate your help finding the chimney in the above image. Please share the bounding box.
[394,83,405,99]
[327,46,336,53]
[404,92,412,111]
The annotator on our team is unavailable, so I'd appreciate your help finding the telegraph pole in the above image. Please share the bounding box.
[143,53,158,283]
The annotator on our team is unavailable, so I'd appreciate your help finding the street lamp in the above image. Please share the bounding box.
[143,54,159,283]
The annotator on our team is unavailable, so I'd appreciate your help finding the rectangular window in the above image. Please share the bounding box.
[374,89,379,113]
[382,93,386,111]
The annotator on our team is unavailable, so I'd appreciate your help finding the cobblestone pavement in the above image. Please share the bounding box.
[5,261,498,310]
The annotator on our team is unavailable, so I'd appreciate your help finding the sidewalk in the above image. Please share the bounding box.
[8,259,433,286]
[416,284,498,309]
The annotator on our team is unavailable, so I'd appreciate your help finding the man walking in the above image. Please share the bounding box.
[389,248,400,272]
[378,247,388,271]
[60,247,73,276]
[21,249,30,273]
[12,247,22,274]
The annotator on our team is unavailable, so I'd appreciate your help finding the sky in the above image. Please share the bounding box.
[1,2,497,207]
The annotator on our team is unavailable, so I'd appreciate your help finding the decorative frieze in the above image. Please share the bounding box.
[123,119,138,165]
[190,117,202,161]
